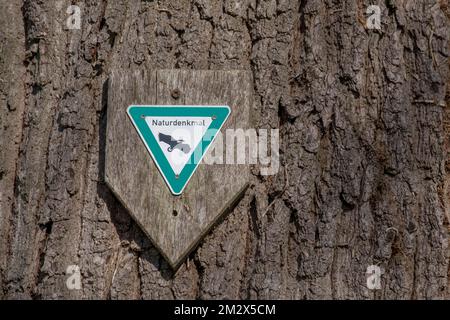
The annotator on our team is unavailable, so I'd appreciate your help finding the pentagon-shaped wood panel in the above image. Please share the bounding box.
[105,70,251,269]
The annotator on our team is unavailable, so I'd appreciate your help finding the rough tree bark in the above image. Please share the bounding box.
[0,0,449,299]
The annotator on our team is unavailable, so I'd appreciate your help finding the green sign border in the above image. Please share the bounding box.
[127,105,230,195]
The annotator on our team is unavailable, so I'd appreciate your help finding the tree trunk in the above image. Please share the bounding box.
[0,0,449,299]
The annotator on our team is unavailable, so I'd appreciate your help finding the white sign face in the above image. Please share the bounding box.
[145,116,213,175]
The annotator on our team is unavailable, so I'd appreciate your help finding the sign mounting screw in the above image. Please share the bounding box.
[171,89,181,100]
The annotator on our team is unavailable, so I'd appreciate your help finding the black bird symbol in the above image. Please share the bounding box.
[158,133,191,154]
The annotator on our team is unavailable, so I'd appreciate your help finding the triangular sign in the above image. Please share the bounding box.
[127,105,230,195]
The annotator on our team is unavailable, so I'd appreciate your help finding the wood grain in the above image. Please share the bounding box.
[105,70,251,268]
